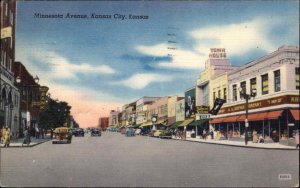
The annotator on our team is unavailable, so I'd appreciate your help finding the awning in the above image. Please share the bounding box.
[222,116,239,122]
[290,109,300,121]
[141,122,153,127]
[189,119,208,127]
[210,118,224,124]
[155,119,167,125]
[133,124,141,128]
[267,110,283,119]
[178,118,194,127]
[170,121,184,129]
[238,110,283,121]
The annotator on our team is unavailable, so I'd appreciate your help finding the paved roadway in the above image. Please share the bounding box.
[0,132,299,187]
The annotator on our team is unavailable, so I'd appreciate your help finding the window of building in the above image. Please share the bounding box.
[296,67,300,90]
[9,58,12,72]
[223,88,227,103]
[5,3,8,16]
[2,52,6,67]
[250,78,257,93]
[10,11,14,25]
[232,84,237,101]
[240,81,246,99]
[262,74,269,95]
[274,70,280,92]
[218,90,221,99]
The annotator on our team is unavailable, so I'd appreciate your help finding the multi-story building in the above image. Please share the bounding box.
[136,96,160,125]
[196,48,237,109]
[0,0,20,138]
[98,117,109,131]
[210,45,299,143]
[167,96,184,126]
[109,110,120,127]
[13,62,48,137]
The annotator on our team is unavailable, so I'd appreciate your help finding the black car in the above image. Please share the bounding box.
[91,128,101,136]
[73,128,85,137]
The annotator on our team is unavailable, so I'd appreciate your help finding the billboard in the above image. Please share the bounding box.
[185,87,196,118]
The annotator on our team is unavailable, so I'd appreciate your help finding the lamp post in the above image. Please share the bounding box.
[16,75,39,136]
[152,114,157,132]
[239,88,256,145]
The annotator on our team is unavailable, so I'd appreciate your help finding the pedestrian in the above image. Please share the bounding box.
[3,127,11,147]
[295,130,299,149]
[22,127,30,146]
[50,128,54,139]
[41,128,45,139]
[203,129,207,140]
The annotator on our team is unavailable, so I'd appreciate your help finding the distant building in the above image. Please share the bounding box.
[98,117,109,131]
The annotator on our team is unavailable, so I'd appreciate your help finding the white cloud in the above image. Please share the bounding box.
[16,49,116,80]
[116,73,174,89]
[189,18,275,56]
[136,43,205,70]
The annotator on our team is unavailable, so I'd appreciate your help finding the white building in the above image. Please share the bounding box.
[210,45,299,143]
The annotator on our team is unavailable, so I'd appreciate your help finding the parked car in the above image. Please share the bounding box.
[52,127,72,144]
[140,128,151,136]
[135,128,141,135]
[73,128,85,137]
[159,129,173,139]
[91,128,101,136]
[125,128,135,137]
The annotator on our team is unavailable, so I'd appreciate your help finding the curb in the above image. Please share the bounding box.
[171,138,298,150]
[0,140,51,148]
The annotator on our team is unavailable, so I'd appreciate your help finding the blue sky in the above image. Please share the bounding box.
[15,0,299,127]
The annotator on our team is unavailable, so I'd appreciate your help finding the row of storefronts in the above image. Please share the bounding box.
[109,45,299,144]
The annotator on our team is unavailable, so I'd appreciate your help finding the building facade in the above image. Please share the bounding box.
[1,0,20,138]
[98,117,109,131]
[136,96,160,125]
[210,45,299,143]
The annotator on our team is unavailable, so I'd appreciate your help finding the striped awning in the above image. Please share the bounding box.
[141,122,153,127]
[178,118,194,127]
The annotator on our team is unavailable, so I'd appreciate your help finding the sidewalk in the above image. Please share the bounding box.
[0,136,51,148]
[172,136,298,150]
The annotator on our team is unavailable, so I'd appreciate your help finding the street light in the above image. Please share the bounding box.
[16,75,39,136]
[239,87,256,145]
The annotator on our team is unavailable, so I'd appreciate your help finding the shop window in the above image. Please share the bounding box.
[232,84,237,101]
[296,67,300,90]
[274,70,280,92]
[240,81,246,99]
[261,74,269,95]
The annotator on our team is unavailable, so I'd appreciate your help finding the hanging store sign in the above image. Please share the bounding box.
[1,27,12,39]
[196,105,210,114]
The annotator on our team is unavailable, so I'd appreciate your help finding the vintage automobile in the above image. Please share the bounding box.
[91,128,101,136]
[159,129,173,139]
[52,127,72,144]
[73,128,85,137]
[125,128,135,137]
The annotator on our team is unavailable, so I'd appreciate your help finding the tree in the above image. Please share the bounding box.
[39,97,71,129]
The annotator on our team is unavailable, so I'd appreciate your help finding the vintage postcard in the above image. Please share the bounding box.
[0,0,299,187]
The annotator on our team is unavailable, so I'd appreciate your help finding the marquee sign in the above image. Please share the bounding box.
[209,48,226,59]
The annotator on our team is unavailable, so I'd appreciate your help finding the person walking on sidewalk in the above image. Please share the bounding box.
[22,127,31,146]
[3,127,11,147]
[295,130,299,149]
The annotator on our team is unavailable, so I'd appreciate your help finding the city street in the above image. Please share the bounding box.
[0,132,299,187]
